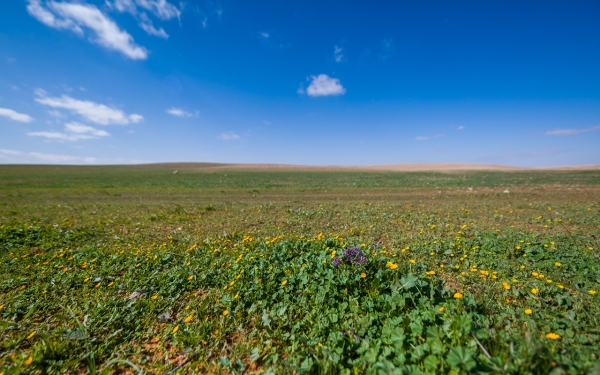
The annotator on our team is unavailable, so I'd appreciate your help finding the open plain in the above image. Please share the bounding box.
[1,164,599,374]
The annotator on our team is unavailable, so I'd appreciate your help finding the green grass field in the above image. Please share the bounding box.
[1,165,599,374]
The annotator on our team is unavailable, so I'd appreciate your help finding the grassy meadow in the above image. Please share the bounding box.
[0,165,599,374]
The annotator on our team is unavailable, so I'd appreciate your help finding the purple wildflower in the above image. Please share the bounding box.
[343,246,367,266]
[333,256,343,267]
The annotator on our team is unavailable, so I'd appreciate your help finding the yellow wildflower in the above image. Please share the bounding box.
[188,275,193,280]
[27,331,36,339]
[331,251,336,258]
[24,357,33,365]
[546,332,560,340]
[555,262,561,267]
[173,326,179,333]
[525,309,532,315]
[281,280,288,286]
[589,290,597,295]
[223,310,228,316]
[439,306,445,313]
[502,282,510,290]
[184,314,193,323]
[531,288,538,295]
[409,259,415,264]
[454,292,463,299]
[151,294,158,300]
[386,261,398,270]
[360,272,366,278]
[425,271,435,275]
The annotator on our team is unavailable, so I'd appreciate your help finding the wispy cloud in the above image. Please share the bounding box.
[166,107,196,117]
[0,107,34,123]
[219,131,240,141]
[379,38,394,60]
[29,152,98,163]
[35,90,142,125]
[0,149,24,156]
[28,122,110,141]
[107,0,180,38]
[110,0,180,20]
[0,149,97,164]
[416,136,429,141]
[47,110,64,118]
[545,125,600,136]
[26,0,148,59]
[334,45,344,63]
[191,1,223,29]
[457,125,465,130]
[304,74,346,97]
[138,13,168,38]
[257,30,291,49]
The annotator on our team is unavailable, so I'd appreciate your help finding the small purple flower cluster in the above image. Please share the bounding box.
[333,246,367,267]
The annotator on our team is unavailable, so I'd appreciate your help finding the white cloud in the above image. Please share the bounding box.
[132,0,180,20]
[457,126,465,130]
[305,74,346,97]
[29,152,97,163]
[138,13,168,38]
[219,132,240,141]
[545,125,600,136]
[260,32,269,39]
[65,122,110,136]
[27,0,148,59]
[110,0,138,14]
[47,110,64,118]
[35,91,142,125]
[0,149,24,156]
[334,45,343,63]
[108,0,179,37]
[0,149,97,164]
[166,107,194,117]
[0,107,34,123]
[416,136,429,141]
[129,114,143,122]
[28,122,110,141]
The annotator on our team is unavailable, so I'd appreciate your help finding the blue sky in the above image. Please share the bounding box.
[1,0,599,166]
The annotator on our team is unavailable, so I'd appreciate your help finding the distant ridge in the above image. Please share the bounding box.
[138,163,600,172]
